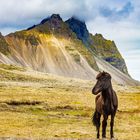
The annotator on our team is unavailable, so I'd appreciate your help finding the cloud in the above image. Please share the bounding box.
[0,0,95,27]
[99,1,134,21]
[0,0,136,28]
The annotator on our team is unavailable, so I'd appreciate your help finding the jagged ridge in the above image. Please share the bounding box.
[0,14,138,85]
[65,17,129,75]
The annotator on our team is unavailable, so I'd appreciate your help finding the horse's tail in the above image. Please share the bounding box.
[92,110,100,128]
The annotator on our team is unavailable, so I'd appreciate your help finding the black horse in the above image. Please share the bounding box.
[92,71,118,140]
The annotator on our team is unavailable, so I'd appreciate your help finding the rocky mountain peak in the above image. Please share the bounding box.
[50,14,62,20]
[27,14,63,30]
[94,33,104,38]
[40,14,63,24]
[65,16,90,47]
[67,16,85,24]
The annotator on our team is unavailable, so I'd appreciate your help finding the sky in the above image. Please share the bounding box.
[0,0,140,81]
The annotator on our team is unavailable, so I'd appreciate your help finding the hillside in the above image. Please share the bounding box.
[0,14,139,85]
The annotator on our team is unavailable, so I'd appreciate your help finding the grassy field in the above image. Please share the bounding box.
[0,64,139,140]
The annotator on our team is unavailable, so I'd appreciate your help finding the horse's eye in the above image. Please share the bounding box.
[102,78,107,81]
[98,78,102,81]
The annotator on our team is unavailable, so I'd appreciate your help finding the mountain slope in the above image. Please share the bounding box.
[4,33,98,80]
[0,33,10,55]
[90,34,129,75]
[66,17,129,75]
[0,14,138,85]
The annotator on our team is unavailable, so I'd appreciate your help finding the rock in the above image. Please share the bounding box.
[66,16,91,47]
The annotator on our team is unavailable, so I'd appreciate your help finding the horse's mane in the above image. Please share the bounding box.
[96,71,111,80]
[96,71,112,90]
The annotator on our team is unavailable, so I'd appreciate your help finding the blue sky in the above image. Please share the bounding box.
[0,0,140,81]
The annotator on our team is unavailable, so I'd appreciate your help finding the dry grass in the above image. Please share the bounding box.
[0,85,139,140]
[0,64,139,139]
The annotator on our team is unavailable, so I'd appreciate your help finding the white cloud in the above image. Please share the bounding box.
[0,0,132,26]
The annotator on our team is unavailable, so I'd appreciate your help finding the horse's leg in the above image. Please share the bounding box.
[102,114,108,138]
[110,113,115,139]
[96,113,101,139]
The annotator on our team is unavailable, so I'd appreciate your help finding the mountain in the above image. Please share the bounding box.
[66,17,128,75]
[0,14,139,85]
[65,17,91,47]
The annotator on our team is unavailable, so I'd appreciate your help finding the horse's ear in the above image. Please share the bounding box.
[98,70,101,74]
[102,71,106,75]
[105,72,111,79]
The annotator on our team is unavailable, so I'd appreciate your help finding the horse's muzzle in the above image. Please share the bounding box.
[92,88,99,95]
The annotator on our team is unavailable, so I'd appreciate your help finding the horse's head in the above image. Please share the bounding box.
[92,71,112,95]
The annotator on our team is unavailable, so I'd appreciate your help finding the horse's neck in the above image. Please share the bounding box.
[101,87,116,114]
[101,87,114,102]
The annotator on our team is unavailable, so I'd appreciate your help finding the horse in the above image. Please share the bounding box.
[92,71,118,140]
